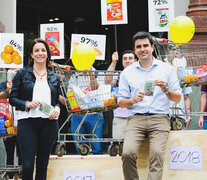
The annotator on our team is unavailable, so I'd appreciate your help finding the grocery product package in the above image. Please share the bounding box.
[177,66,185,84]
[107,0,123,21]
[72,85,88,110]
[45,32,60,56]
[67,91,81,112]
[98,84,112,104]
[87,90,102,109]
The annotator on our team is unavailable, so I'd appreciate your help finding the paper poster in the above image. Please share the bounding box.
[70,34,106,61]
[148,0,174,32]
[63,170,95,180]
[40,23,64,59]
[170,146,202,170]
[101,0,128,25]
[0,33,24,68]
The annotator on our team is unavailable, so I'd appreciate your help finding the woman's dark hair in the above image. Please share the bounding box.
[132,31,154,48]
[28,38,51,68]
[121,50,138,61]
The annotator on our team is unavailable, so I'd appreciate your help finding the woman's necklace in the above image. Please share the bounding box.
[33,68,47,79]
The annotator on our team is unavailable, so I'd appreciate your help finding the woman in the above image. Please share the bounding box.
[9,38,60,180]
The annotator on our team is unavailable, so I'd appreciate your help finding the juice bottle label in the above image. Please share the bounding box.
[67,91,80,111]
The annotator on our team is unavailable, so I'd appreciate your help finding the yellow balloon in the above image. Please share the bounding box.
[72,44,96,71]
[169,16,195,43]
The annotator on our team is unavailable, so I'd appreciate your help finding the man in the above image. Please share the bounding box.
[118,31,181,180]
[68,66,104,155]
[107,50,138,71]
[0,68,21,179]
[106,50,138,154]
[168,49,192,130]
[170,88,192,130]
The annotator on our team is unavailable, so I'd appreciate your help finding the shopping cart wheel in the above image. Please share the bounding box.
[118,143,123,156]
[108,143,118,156]
[55,143,65,157]
[173,118,184,130]
[78,144,90,156]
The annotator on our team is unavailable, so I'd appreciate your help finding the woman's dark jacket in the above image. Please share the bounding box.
[9,66,60,111]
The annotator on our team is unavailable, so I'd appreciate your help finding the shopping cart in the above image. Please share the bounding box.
[52,67,122,156]
[154,40,207,130]
[0,100,22,179]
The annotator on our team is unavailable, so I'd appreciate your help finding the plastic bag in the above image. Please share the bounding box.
[72,85,88,110]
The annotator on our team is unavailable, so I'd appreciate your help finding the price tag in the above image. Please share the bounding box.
[170,146,202,170]
[63,170,95,180]
[70,34,106,61]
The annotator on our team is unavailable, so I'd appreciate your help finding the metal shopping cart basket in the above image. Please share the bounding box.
[53,67,122,156]
[0,100,22,179]
[154,39,207,130]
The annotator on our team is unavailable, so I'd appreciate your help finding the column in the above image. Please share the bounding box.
[186,0,207,42]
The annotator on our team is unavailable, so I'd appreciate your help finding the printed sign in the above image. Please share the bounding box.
[63,170,95,180]
[101,0,128,25]
[40,23,64,59]
[0,33,24,68]
[70,34,106,61]
[170,146,202,170]
[148,0,174,32]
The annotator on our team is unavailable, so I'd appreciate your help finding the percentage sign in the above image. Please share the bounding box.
[17,44,22,51]
[91,40,98,47]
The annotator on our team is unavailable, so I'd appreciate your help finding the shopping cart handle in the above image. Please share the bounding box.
[49,62,71,71]
[152,36,168,43]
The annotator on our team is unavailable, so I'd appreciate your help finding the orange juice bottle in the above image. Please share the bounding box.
[67,91,80,111]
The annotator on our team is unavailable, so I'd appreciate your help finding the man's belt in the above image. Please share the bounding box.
[134,113,156,116]
[134,113,168,116]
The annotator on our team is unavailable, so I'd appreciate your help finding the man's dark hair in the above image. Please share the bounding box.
[121,50,138,61]
[132,31,154,48]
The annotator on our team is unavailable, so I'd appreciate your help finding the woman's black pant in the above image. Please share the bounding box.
[17,118,58,180]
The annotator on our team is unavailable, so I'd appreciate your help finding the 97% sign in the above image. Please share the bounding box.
[80,37,98,47]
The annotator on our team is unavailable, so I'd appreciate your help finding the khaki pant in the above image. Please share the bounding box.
[122,114,170,180]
